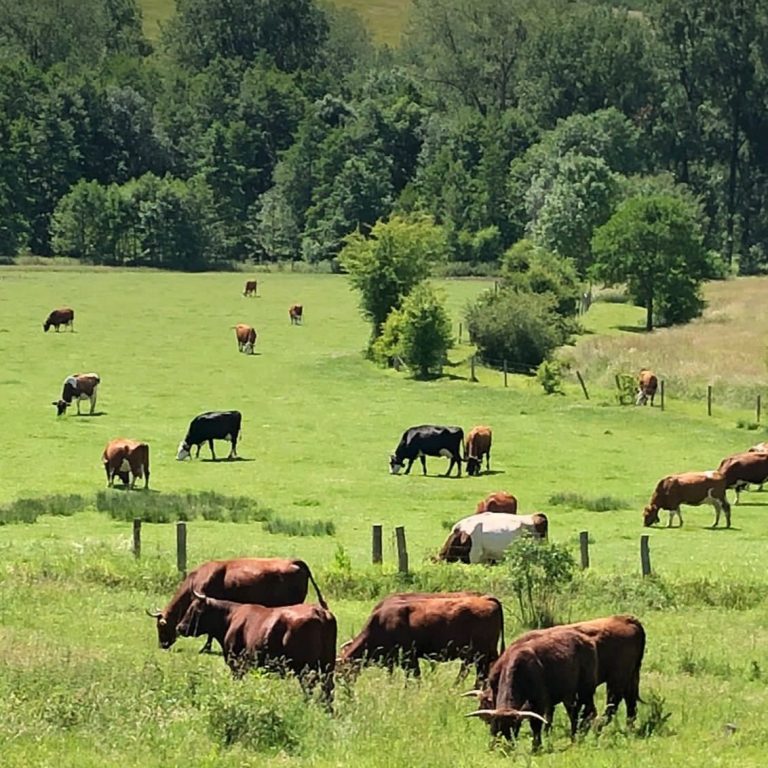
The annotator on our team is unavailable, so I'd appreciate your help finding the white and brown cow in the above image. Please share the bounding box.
[102,438,150,489]
[234,324,257,354]
[643,470,730,528]
[635,369,658,406]
[289,304,303,325]
[52,373,100,416]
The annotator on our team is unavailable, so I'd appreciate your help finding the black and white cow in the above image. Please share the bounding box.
[52,373,100,416]
[389,425,464,477]
[177,411,242,461]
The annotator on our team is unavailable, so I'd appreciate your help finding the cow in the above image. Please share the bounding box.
[465,626,598,749]
[465,425,492,476]
[243,280,258,297]
[176,410,241,461]
[635,369,658,406]
[389,425,464,477]
[43,307,74,332]
[475,491,518,515]
[147,557,326,653]
[643,470,731,528]
[748,442,768,453]
[289,304,303,325]
[338,592,504,686]
[716,451,768,503]
[233,323,257,354]
[177,595,337,706]
[52,373,100,416]
[437,512,548,564]
[102,438,149,489]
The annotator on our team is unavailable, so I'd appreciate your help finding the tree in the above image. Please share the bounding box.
[398,282,453,378]
[338,214,447,346]
[591,194,712,331]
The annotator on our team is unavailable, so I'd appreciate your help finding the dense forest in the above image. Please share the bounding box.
[1,0,767,282]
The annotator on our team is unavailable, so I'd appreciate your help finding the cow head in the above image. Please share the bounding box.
[176,591,211,638]
[52,399,69,416]
[146,609,177,649]
[43,320,51,332]
[642,504,660,527]
[437,530,472,563]
[176,441,191,461]
[389,454,404,475]
[466,457,481,476]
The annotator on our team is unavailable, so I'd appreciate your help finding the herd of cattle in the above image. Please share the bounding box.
[147,556,645,747]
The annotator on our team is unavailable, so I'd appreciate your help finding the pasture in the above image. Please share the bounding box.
[1,267,767,767]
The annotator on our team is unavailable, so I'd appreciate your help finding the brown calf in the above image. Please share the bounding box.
[243,280,258,296]
[465,425,492,476]
[102,438,150,490]
[43,307,74,332]
[289,304,303,325]
[643,471,730,528]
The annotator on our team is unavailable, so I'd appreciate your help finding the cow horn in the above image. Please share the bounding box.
[459,690,483,698]
[339,640,354,651]
[146,608,162,618]
[192,589,206,600]
[466,708,548,725]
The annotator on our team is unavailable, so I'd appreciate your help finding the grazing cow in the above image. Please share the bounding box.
[43,307,74,332]
[102,438,149,489]
[52,373,100,416]
[339,592,504,685]
[389,425,464,477]
[243,280,258,297]
[177,595,337,705]
[147,557,326,652]
[234,323,257,354]
[635,369,658,406]
[643,470,731,528]
[475,491,518,515]
[176,410,241,461]
[716,451,768,503]
[465,425,492,476]
[749,442,768,453]
[465,626,598,749]
[438,512,548,564]
[289,303,303,325]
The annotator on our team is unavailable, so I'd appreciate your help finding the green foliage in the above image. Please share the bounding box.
[370,306,404,367]
[635,691,673,739]
[0,495,88,525]
[536,359,565,395]
[548,492,628,512]
[263,516,336,537]
[504,538,576,628]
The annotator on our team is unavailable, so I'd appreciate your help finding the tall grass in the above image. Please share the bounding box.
[548,491,628,512]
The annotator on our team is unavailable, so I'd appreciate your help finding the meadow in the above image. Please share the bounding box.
[1,267,767,767]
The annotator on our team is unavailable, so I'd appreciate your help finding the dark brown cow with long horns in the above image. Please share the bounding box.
[102,438,150,489]
[43,307,74,332]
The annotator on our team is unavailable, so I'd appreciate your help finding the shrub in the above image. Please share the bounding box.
[264,517,335,537]
[548,492,628,512]
[398,282,453,378]
[370,307,405,367]
[536,359,566,395]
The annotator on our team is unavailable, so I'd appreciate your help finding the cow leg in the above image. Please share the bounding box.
[199,636,214,654]
[76,399,82,415]
[486,451,491,472]
[208,439,216,460]
[194,444,201,459]
[420,455,427,475]
[89,392,96,414]
[228,439,237,459]
[404,458,415,475]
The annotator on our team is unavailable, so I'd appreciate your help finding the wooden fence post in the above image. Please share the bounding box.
[132,518,141,559]
[579,531,590,569]
[707,385,712,416]
[640,535,651,577]
[660,379,665,411]
[503,360,508,388]
[372,524,383,565]
[470,355,477,382]
[458,323,462,344]
[176,521,187,576]
[757,394,762,424]
[395,526,409,574]
[576,370,589,401]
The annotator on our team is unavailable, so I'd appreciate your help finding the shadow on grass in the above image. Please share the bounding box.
[613,324,647,334]
[75,411,107,417]
[706,525,741,532]
[200,456,256,463]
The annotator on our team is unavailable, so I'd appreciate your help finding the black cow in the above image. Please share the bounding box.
[389,425,464,477]
[176,411,242,461]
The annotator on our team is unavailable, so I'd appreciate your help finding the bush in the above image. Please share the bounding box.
[398,282,453,378]
[536,359,566,395]
[370,307,405,367]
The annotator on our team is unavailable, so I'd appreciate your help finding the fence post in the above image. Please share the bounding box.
[494,281,499,295]
[579,530,590,569]
[132,518,141,559]
[458,323,462,344]
[470,355,477,382]
[503,360,508,388]
[757,394,762,424]
[614,374,621,401]
[372,524,383,565]
[395,526,409,574]
[707,385,712,416]
[176,521,187,576]
[640,535,651,577]
[660,379,665,411]
[576,370,589,401]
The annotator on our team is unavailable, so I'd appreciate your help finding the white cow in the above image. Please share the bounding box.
[437,512,548,564]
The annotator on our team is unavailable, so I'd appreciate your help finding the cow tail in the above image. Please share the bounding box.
[490,596,505,653]
[297,560,328,610]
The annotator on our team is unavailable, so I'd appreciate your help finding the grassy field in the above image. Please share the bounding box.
[1,267,767,766]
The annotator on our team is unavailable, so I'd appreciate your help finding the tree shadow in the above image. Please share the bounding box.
[613,324,647,334]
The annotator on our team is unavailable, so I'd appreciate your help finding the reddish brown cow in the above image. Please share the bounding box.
[289,303,303,325]
[465,426,492,476]
[243,280,258,296]
[716,450,768,503]
[465,626,598,749]
[102,438,149,490]
[636,369,658,406]
[147,557,325,652]
[52,372,100,416]
[475,491,518,515]
[643,471,730,528]
[43,307,74,332]
[339,592,504,685]
[233,323,257,353]
[178,596,337,705]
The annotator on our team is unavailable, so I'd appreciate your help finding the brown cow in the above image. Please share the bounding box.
[102,438,149,490]
[339,592,504,685]
[233,323,257,353]
[147,557,325,652]
[465,626,598,749]
[52,373,100,416]
[289,303,303,325]
[636,369,658,406]
[748,442,768,453]
[643,471,730,528]
[716,451,768,503]
[243,280,258,296]
[43,307,74,332]
[177,595,337,706]
[475,491,518,515]
[465,426,492,476]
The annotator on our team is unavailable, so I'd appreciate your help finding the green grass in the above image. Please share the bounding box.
[1,267,768,765]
